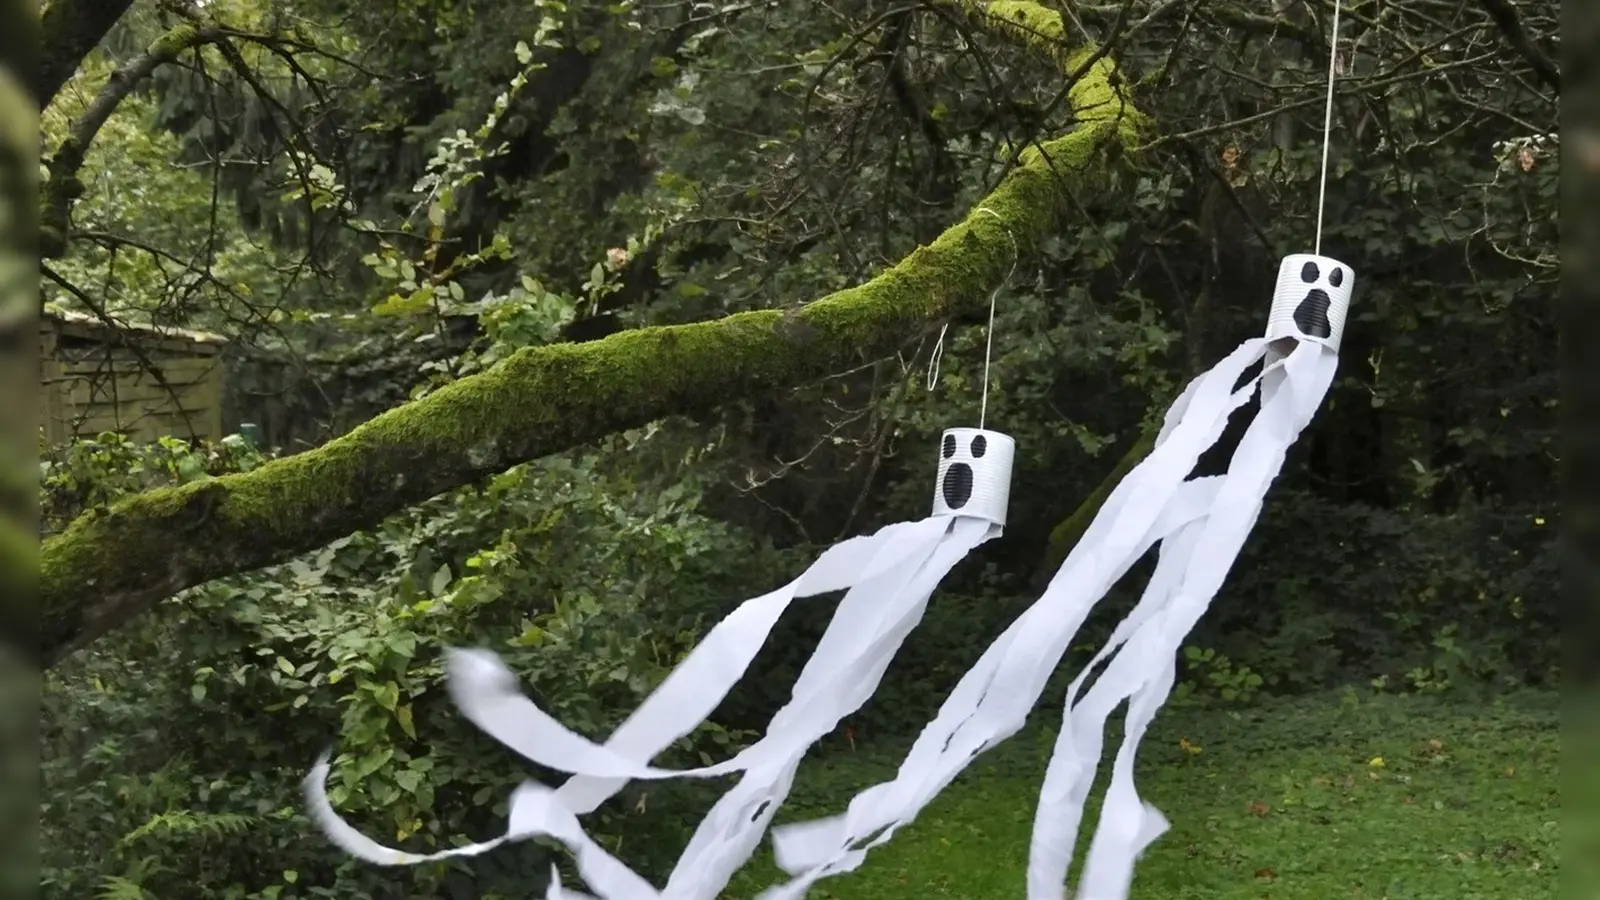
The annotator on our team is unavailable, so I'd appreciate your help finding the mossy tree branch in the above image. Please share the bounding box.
[39,0,1147,667]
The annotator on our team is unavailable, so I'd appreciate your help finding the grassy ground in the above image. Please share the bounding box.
[720,688,1560,900]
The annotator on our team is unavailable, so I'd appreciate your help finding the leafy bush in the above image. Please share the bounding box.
[41,433,789,899]
[40,431,269,534]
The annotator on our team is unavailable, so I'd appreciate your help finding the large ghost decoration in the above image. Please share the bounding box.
[761,254,1354,900]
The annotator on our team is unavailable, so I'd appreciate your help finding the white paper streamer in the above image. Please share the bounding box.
[1024,259,1350,900]
[442,518,996,784]
[305,426,1014,898]
[767,279,1348,900]
[760,339,1276,896]
[302,515,966,854]
[661,518,996,900]
[552,517,937,814]
[760,479,1223,898]
[1063,342,1339,900]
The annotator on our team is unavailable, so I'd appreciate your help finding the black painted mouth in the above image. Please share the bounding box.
[1293,288,1332,338]
[942,463,973,509]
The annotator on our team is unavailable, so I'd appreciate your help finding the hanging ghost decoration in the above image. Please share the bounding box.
[1033,253,1352,900]
[303,427,1016,900]
[760,254,1353,900]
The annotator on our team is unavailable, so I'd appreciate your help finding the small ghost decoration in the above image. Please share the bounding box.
[304,427,1014,900]
[933,427,1014,524]
[764,253,1355,900]
[1267,253,1355,350]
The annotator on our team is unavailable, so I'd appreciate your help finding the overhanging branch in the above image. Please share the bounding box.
[1474,0,1559,93]
[39,0,1146,666]
[41,22,224,259]
[39,0,136,109]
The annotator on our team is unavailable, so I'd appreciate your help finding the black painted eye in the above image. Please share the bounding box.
[942,434,957,459]
[1300,261,1320,283]
[1328,267,1344,288]
[971,435,988,458]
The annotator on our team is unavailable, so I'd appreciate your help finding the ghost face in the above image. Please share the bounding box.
[1266,253,1355,351]
[931,428,1014,525]
[1292,258,1346,339]
[940,431,988,510]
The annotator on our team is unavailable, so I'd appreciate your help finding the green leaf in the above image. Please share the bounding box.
[374,681,400,711]
[355,747,394,779]
[396,703,417,739]
[276,656,295,676]
[515,41,533,64]
[394,768,422,794]
[430,565,452,596]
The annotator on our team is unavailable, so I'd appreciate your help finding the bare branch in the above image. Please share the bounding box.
[1473,0,1559,92]
[41,23,224,259]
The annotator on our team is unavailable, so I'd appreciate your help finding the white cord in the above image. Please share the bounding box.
[1313,0,1344,254]
[926,323,948,391]
[978,272,1000,431]
[925,208,1016,434]
[976,208,1016,430]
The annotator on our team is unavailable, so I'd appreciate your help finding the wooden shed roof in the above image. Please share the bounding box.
[41,305,229,353]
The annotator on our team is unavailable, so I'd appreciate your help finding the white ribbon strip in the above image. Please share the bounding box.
[662,517,997,900]
[1063,341,1338,900]
[306,514,1000,900]
[442,517,961,783]
[761,479,1220,897]
[554,515,952,813]
[761,337,1281,898]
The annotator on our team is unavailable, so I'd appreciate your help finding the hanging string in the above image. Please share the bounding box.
[928,208,1016,431]
[1313,0,1344,254]
[926,323,949,392]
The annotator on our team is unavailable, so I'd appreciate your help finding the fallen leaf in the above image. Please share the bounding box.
[1253,867,1278,881]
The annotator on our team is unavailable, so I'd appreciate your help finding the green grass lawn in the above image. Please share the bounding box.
[721,688,1560,899]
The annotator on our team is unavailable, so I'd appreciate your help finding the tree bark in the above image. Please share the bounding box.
[38,0,1145,667]
[38,0,136,110]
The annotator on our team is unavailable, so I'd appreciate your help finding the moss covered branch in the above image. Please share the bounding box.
[39,1,1146,667]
